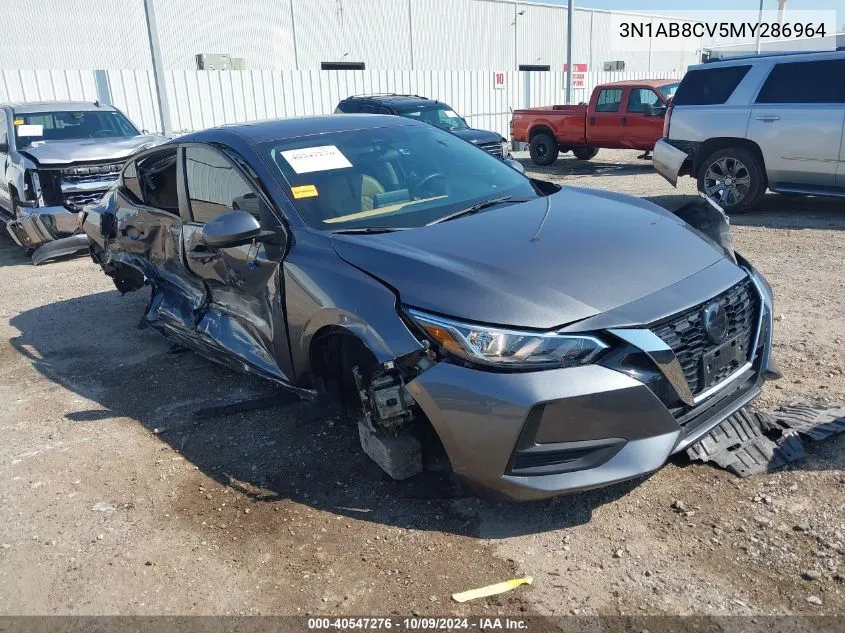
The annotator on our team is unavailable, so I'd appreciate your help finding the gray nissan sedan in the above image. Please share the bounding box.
[81,114,778,501]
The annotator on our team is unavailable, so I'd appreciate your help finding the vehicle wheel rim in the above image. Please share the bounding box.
[703,157,751,207]
[536,143,547,157]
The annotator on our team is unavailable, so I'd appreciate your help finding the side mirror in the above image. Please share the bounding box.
[643,103,667,118]
[200,209,261,248]
[504,158,525,174]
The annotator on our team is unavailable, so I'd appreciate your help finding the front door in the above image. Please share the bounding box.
[621,87,666,150]
[747,58,845,188]
[0,109,11,214]
[179,144,294,385]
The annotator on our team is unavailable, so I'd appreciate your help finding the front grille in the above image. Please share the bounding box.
[650,278,758,396]
[61,162,123,182]
[478,141,504,158]
[64,191,107,212]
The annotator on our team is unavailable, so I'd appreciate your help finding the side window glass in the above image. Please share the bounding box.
[121,160,143,202]
[358,103,376,114]
[336,101,359,113]
[756,60,845,104]
[673,65,751,106]
[0,112,7,146]
[595,89,622,112]
[627,88,660,113]
[376,106,393,115]
[137,149,179,212]
[185,146,257,223]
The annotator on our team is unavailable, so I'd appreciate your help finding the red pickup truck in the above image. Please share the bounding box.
[511,79,679,166]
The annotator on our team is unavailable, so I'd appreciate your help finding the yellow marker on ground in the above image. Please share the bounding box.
[451,576,533,603]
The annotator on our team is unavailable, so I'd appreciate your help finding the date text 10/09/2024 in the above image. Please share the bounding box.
[307,618,528,630]
[619,22,827,39]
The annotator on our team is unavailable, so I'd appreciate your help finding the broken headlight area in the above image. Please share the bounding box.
[406,308,608,371]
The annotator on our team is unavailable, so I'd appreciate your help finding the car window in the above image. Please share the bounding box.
[12,109,139,148]
[358,103,376,114]
[756,59,845,104]
[595,89,622,112]
[673,65,751,106]
[335,101,359,113]
[658,83,680,100]
[0,111,7,148]
[121,160,143,202]
[395,105,468,130]
[376,106,393,115]
[627,88,661,113]
[259,123,540,231]
[136,149,179,212]
[185,146,258,223]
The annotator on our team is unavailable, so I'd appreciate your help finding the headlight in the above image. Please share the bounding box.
[500,140,510,156]
[407,309,608,370]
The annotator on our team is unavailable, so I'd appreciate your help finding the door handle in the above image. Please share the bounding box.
[621,117,627,126]
[755,116,780,122]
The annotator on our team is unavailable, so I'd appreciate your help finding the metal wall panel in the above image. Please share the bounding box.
[294,0,412,69]
[153,0,297,70]
[411,0,515,70]
[516,5,567,71]
[0,0,150,69]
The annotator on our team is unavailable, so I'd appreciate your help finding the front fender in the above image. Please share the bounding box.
[283,232,424,382]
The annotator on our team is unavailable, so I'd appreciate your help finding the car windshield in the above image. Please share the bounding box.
[259,123,539,231]
[395,104,469,131]
[13,110,140,148]
[658,83,680,100]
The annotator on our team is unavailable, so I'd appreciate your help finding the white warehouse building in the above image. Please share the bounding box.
[5,0,701,74]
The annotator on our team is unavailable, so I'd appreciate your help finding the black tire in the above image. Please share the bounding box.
[697,147,766,214]
[572,147,599,161]
[529,132,559,166]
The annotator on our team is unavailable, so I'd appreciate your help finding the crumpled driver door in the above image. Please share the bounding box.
[178,144,293,385]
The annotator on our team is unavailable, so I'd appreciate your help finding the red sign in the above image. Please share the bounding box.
[563,63,588,72]
[493,71,506,90]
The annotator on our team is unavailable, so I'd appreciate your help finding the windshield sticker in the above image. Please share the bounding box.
[16,124,43,137]
[280,145,352,174]
[444,110,460,118]
[13,119,24,125]
[291,184,319,199]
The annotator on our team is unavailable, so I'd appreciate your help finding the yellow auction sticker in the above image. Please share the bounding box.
[13,119,24,125]
[291,184,318,199]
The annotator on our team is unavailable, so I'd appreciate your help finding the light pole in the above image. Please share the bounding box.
[566,0,573,104]
[754,0,764,54]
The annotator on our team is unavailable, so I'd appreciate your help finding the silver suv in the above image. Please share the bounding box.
[654,50,845,212]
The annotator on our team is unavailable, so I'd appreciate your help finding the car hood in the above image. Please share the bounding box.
[450,127,504,145]
[330,186,729,330]
[19,135,168,166]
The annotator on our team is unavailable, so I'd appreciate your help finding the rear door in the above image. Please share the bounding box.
[621,86,666,150]
[179,143,294,384]
[110,147,208,335]
[587,87,625,147]
[748,58,845,188]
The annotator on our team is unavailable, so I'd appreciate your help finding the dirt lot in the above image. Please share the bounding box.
[1,149,843,618]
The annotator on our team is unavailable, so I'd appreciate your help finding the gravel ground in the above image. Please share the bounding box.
[1,148,843,617]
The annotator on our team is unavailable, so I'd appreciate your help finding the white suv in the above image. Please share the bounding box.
[654,50,845,213]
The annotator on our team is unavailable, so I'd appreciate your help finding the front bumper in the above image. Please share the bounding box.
[653,138,690,187]
[6,204,81,249]
[405,270,775,502]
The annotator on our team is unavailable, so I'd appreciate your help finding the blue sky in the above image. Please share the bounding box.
[535,0,843,23]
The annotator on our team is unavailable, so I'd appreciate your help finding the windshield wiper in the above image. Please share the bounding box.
[426,196,532,225]
[330,226,408,235]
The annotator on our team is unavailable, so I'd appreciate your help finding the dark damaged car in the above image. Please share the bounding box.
[81,115,779,501]
[0,101,166,263]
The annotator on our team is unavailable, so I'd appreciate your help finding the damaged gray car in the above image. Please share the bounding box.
[81,114,779,501]
[0,101,165,264]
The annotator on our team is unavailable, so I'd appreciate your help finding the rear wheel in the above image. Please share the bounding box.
[529,132,559,166]
[572,147,599,160]
[697,147,766,214]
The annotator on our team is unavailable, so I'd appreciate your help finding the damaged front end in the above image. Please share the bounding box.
[6,162,124,264]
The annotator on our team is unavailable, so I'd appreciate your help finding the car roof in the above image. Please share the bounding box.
[600,79,679,88]
[193,114,420,144]
[342,94,439,107]
[3,101,118,113]
[692,48,845,70]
